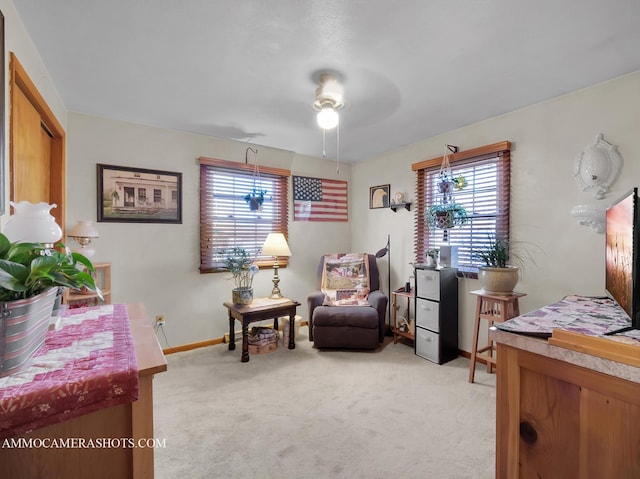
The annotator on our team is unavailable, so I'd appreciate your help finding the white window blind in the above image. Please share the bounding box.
[413,142,511,272]
[199,158,290,273]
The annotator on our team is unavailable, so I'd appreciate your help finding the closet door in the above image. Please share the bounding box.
[9,52,66,230]
[13,86,51,202]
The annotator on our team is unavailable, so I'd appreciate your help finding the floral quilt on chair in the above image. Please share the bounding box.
[321,253,371,306]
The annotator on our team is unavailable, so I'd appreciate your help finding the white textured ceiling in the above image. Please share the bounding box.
[13,0,640,162]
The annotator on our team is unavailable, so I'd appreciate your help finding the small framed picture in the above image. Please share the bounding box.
[369,184,390,209]
[97,164,182,223]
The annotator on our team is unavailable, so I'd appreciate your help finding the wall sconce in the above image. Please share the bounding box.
[261,233,292,299]
[67,220,99,257]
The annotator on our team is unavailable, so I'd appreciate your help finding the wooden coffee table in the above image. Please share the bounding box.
[223,297,300,362]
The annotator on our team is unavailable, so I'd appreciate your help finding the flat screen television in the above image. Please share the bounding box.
[604,187,639,335]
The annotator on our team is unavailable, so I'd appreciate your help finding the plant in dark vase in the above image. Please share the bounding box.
[243,188,267,211]
[243,146,267,211]
[0,233,101,377]
[224,247,259,304]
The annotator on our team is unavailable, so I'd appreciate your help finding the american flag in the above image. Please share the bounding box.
[293,176,348,222]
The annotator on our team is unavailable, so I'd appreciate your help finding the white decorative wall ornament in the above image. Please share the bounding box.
[573,134,622,200]
[570,204,605,234]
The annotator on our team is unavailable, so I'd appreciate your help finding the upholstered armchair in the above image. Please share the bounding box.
[307,254,388,349]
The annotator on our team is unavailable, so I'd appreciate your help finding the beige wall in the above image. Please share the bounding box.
[0,1,66,125]
[0,0,66,227]
[66,114,351,346]
[351,70,640,353]
[4,0,640,352]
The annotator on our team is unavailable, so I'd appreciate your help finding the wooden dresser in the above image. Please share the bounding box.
[0,303,167,479]
[491,327,640,479]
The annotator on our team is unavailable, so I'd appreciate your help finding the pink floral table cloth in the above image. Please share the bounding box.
[0,304,139,437]
[496,295,640,343]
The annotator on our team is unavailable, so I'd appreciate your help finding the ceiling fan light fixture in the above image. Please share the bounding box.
[312,72,345,169]
[317,105,339,130]
[313,73,344,130]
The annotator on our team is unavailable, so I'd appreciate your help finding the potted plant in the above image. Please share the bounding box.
[437,171,467,194]
[0,233,101,376]
[224,247,259,304]
[243,188,267,211]
[437,172,455,195]
[474,236,523,294]
[426,202,468,230]
[425,248,439,268]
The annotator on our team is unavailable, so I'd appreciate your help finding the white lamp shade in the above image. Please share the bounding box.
[4,201,63,244]
[261,233,292,257]
[67,220,99,239]
[317,107,339,130]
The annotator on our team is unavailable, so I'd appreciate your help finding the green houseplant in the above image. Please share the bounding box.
[0,233,100,301]
[0,232,102,377]
[474,236,526,294]
[426,202,468,230]
[243,188,267,211]
[224,247,259,304]
[476,237,510,269]
[427,169,468,230]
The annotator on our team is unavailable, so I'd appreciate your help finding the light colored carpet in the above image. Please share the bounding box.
[154,328,497,479]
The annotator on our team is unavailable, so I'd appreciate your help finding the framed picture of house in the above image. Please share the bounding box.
[369,184,390,209]
[97,164,182,223]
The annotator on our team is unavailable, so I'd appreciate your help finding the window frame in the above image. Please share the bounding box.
[199,157,291,274]
[412,141,511,276]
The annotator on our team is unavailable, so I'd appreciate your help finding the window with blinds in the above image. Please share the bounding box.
[199,158,290,273]
[413,142,511,273]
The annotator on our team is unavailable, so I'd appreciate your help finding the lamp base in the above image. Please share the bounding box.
[270,264,284,299]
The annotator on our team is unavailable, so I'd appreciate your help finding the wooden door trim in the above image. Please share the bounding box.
[9,52,66,232]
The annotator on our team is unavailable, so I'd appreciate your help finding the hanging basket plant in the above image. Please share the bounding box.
[426,145,468,230]
[243,188,267,211]
[438,177,455,195]
[426,203,468,229]
[243,146,267,211]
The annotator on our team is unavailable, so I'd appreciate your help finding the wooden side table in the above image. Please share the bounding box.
[63,262,112,306]
[468,290,526,383]
[223,298,300,362]
[391,289,415,344]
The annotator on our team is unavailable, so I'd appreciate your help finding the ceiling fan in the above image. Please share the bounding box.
[312,73,344,130]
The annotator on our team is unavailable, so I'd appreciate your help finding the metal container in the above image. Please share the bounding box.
[0,287,58,377]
